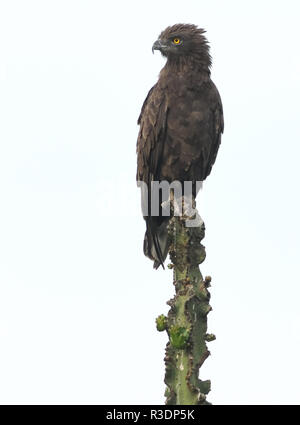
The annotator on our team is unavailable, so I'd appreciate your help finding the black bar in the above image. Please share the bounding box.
[0,405,299,423]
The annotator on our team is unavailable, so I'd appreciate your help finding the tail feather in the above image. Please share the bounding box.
[144,218,170,269]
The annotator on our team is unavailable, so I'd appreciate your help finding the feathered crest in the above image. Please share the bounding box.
[158,23,212,68]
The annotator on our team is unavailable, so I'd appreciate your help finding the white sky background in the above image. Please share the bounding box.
[0,0,299,404]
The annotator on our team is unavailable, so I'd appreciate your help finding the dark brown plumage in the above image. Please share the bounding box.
[136,24,224,268]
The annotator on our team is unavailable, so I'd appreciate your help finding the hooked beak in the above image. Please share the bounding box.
[152,39,168,54]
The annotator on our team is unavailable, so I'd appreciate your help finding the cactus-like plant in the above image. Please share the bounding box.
[156,210,215,405]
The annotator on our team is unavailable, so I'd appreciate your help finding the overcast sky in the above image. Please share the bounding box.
[0,0,300,405]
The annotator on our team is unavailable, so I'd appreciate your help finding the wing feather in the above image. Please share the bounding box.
[136,84,169,268]
[136,84,168,184]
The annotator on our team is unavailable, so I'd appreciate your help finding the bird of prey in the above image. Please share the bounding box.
[136,24,224,269]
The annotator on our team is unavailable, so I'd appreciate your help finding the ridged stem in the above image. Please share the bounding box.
[156,214,215,405]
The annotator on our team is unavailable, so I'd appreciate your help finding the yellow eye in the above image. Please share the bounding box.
[173,38,181,44]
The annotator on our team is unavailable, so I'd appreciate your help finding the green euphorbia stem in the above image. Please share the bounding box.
[156,215,215,405]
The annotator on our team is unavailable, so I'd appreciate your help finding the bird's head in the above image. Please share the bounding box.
[152,23,211,68]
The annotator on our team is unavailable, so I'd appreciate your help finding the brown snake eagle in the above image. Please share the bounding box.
[136,24,224,268]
